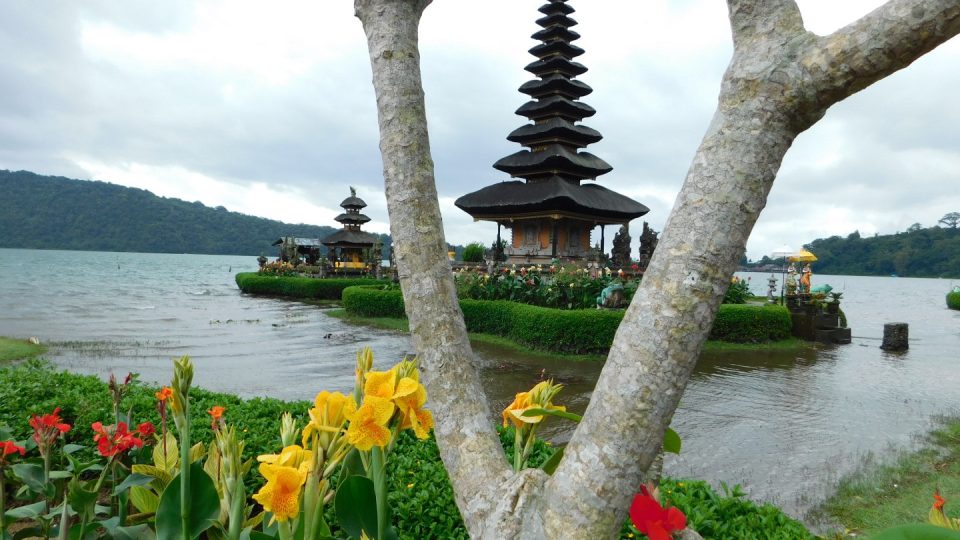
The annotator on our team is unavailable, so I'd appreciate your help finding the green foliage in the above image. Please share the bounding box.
[461,242,486,263]
[342,286,407,318]
[0,169,362,256]
[802,226,960,278]
[235,273,389,300]
[622,479,815,539]
[455,267,639,310]
[722,278,752,304]
[708,304,792,343]
[343,288,793,351]
[155,462,220,540]
[0,363,812,539]
[947,290,960,311]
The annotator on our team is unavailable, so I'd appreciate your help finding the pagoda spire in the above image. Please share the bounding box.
[493,0,612,183]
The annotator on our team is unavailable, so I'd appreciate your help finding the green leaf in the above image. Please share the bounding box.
[129,486,160,514]
[4,500,47,520]
[663,427,682,455]
[113,473,155,496]
[539,447,565,475]
[67,477,99,520]
[152,432,179,471]
[48,470,72,480]
[97,516,156,540]
[62,444,85,455]
[520,408,583,422]
[155,461,221,540]
[10,463,47,493]
[239,529,275,540]
[335,475,379,540]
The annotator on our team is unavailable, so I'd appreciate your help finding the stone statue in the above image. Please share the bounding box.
[637,221,660,272]
[610,225,632,268]
[767,274,777,303]
[800,263,812,293]
[786,264,798,295]
[596,282,626,309]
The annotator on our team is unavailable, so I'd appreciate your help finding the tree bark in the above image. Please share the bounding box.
[355,0,960,537]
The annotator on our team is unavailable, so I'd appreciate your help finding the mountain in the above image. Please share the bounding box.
[744,226,960,278]
[0,169,389,256]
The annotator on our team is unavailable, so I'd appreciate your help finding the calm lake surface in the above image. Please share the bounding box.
[2,247,959,522]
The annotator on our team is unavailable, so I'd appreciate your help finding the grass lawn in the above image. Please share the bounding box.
[819,416,960,536]
[0,336,47,363]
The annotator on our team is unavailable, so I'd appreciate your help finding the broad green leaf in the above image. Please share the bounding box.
[335,476,378,540]
[97,516,156,540]
[4,500,47,520]
[48,470,72,480]
[188,442,206,464]
[11,463,46,493]
[113,473,155,496]
[62,444,85,455]
[132,464,172,489]
[239,528,275,540]
[153,432,179,471]
[540,447,565,475]
[155,462,220,540]
[67,477,98,520]
[872,524,960,539]
[130,485,160,514]
[663,427,682,455]
[520,408,583,422]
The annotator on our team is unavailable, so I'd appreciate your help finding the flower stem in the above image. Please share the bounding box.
[179,399,191,540]
[370,446,389,540]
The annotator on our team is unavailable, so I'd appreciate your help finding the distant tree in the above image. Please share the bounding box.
[907,222,923,232]
[461,242,486,262]
[938,212,960,229]
[848,230,861,240]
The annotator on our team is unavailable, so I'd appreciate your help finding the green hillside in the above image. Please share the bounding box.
[0,169,389,256]
[806,228,960,278]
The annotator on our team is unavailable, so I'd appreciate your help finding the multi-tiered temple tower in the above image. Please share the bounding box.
[455,0,649,264]
[321,187,378,269]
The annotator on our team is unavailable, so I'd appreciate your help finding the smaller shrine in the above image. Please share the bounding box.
[321,188,380,271]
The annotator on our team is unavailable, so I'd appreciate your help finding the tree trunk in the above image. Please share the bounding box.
[355,0,960,537]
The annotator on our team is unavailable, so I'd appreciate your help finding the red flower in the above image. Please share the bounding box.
[91,421,145,458]
[30,407,71,448]
[935,492,946,511]
[137,422,156,439]
[631,264,639,271]
[629,485,687,540]
[0,440,25,458]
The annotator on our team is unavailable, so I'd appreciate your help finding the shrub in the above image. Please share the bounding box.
[342,285,406,318]
[947,289,960,310]
[723,277,752,304]
[235,272,388,300]
[708,304,792,343]
[461,242,486,263]
[343,287,793,350]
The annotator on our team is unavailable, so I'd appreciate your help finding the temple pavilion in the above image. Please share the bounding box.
[455,0,649,264]
[321,187,379,270]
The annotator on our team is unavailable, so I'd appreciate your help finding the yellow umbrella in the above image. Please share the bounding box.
[788,249,817,263]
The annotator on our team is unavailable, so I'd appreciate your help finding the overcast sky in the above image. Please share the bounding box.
[2,1,958,260]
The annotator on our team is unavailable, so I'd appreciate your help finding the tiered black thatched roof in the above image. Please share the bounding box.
[322,187,377,248]
[456,0,648,222]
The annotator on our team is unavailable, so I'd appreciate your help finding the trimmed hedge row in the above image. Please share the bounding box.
[948,290,960,310]
[235,272,389,300]
[342,286,792,353]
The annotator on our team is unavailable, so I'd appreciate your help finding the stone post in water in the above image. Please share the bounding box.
[881,323,909,351]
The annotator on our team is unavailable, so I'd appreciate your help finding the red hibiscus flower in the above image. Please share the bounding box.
[91,421,145,458]
[629,484,687,540]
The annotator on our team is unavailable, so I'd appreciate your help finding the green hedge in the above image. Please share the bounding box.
[948,290,960,310]
[235,272,389,300]
[342,287,792,352]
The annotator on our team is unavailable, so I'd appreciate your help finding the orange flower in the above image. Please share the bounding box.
[935,492,947,511]
[155,387,173,402]
[208,406,226,430]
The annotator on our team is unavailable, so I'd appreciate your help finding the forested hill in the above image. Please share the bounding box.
[0,169,376,256]
[805,227,960,278]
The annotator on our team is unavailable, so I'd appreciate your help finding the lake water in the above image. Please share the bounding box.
[2,248,959,523]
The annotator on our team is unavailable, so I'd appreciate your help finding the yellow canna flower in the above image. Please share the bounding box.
[345,396,395,451]
[396,384,434,439]
[302,391,356,449]
[503,380,566,427]
[253,463,308,522]
[364,367,419,405]
[257,444,314,475]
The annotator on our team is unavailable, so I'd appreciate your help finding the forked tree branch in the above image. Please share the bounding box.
[727,0,805,49]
